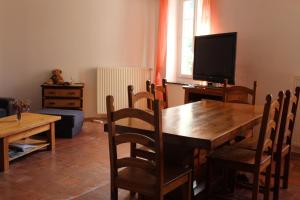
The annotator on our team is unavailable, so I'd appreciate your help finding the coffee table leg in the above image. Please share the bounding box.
[47,122,55,151]
[0,137,9,172]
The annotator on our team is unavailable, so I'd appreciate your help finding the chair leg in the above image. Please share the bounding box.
[282,153,291,189]
[228,169,236,193]
[111,186,118,200]
[206,159,213,198]
[252,172,260,200]
[159,193,164,200]
[137,194,143,200]
[264,165,272,200]
[130,191,136,199]
[273,158,282,200]
[182,172,192,200]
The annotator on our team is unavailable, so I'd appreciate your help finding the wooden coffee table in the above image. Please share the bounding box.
[0,113,61,172]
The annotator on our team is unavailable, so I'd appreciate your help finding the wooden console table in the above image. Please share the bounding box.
[183,85,225,104]
[0,113,61,172]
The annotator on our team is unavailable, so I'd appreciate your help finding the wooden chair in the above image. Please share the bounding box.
[146,80,153,110]
[272,87,300,199]
[146,79,168,109]
[234,87,300,200]
[128,84,155,159]
[106,96,192,200]
[128,84,155,111]
[206,91,284,200]
[224,81,257,141]
[155,79,168,109]
[224,81,257,105]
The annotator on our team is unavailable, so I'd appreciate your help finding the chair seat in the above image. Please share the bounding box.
[116,167,156,196]
[233,137,257,150]
[209,146,271,171]
[233,138,290,157]
[116,164,191,196]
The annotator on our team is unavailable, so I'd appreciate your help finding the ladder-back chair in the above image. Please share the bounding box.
[106,96,192,200]
[206,91,284,200]
[224,81,257,105]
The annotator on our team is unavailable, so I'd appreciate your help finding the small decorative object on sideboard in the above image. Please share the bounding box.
[45,68,72,85]
[12,99,30,121]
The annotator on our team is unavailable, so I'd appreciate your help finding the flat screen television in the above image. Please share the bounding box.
[193,32,237,84]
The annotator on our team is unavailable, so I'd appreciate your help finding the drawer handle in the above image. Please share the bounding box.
[67,92,76,95]
[48,92,56,95]
[48,102,56,105]
[68,102,76,106]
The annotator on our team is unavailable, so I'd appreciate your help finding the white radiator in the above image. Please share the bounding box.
[97,67,152,114]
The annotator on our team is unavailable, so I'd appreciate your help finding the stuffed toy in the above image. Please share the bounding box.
[45,69,65,85]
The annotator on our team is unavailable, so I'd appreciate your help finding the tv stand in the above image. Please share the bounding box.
[183,85,225,104]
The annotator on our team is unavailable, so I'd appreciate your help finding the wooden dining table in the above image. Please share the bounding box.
[104,100,263,151]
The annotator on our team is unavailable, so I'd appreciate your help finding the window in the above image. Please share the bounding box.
[166,0,211,80]
[180,0,195,76]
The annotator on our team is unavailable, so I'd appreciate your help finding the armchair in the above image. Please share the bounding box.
[0,97,15,118]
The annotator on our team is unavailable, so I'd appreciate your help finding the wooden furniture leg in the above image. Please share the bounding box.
[283,153,291,189]
[47,122,55,150]
[252,171,259,200]
[273,156,282,200]
[264,165,272,200]
[0,137,9,172]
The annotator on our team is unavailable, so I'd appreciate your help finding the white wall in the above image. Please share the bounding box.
[0,0,158,117]
[210,0,300,149]
[168,83,185,107]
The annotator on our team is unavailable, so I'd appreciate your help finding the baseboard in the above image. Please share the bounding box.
[84,114,107,123]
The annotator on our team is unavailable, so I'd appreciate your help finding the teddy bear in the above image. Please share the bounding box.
[45,69,65,85]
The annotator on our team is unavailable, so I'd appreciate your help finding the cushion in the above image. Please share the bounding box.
[38,109,84,138]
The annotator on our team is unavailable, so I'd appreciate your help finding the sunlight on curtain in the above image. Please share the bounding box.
[166,0,178,82]
[196,0,211,35]
[155,0,168,85]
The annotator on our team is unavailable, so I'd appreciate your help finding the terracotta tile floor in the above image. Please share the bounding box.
[0,122,299,200]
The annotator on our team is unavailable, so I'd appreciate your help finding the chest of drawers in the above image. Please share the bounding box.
[41,83,84,110]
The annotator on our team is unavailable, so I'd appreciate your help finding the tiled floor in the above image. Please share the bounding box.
[0,122,299,200]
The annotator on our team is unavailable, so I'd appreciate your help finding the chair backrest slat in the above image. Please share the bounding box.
[128,85,155,110]
[277,87,300,152]
[117,157,156,171]
[224,81,257,105]
[287,87,300,141]
[255,91,284,165]
[115,133,155,151]
[112,108,154,125]
[135,149,156,161]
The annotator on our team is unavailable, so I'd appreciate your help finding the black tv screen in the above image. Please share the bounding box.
[193,32,237,84]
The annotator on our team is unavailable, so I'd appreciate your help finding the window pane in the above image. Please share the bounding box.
[180,0,194,75]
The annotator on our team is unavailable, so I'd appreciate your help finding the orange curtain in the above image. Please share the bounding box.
[155,0,168,85]
[199,0,211,35]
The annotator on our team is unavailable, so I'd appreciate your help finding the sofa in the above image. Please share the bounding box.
[0,97,15,118]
